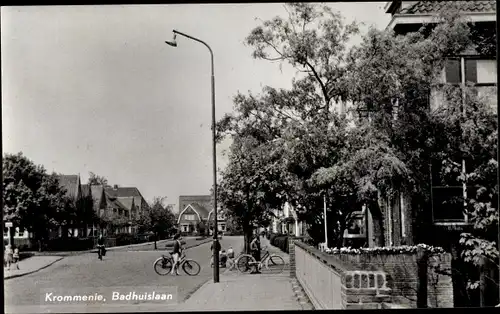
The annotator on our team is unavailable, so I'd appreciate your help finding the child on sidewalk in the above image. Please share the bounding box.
[12,247,20,270]
[5,244,13,270]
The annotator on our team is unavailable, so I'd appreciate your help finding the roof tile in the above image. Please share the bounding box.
[401,1,496,14]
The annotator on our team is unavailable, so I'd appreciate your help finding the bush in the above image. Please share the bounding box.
[19,252,34,261]
[115,233,136,246]
[164,239,187,248]
[270,234,289,254]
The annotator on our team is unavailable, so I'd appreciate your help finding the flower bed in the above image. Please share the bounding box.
[323,244,445,255]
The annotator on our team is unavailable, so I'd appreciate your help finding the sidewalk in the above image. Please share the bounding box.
[177,273,303,311]
[4,256,63,280]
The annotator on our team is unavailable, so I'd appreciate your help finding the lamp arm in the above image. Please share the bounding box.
[173,30,214,76]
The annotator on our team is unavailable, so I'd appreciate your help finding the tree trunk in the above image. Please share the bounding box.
[243,224,253,254]
[9,225,15,249]
[154,232,157,250]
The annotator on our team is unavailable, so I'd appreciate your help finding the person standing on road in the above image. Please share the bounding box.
[170,233,183,275]
[250,234,261,274]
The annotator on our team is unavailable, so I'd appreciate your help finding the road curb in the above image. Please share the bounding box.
[4,257,64,281]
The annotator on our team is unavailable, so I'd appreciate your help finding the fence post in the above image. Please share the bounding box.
[417,246,428,308]
[289,236,296,278]
[479,256,486,307]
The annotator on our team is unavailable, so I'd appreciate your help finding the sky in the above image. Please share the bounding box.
[2,3,391,212]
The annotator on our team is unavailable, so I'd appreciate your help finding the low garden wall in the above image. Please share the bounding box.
[292,239,392,309]
[332,247,453,308]
[290,238,453,309]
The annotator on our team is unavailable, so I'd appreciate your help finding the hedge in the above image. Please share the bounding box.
[46,238,94,251]
[269,233,289,254]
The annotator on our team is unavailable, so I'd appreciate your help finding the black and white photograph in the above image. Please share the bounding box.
[2,1,499,312]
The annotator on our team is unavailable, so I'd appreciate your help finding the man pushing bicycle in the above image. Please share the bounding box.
[170,233,184,276]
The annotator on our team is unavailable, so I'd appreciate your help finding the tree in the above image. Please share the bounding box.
[197,221,207,236]
[135,197,176,249]
[218,136,284,253]
[217,3,361,248]
[88,172,109,186]
[225,215,243,235]
[2,153,71,251]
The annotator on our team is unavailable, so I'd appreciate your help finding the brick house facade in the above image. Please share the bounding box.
[342,1,497,250]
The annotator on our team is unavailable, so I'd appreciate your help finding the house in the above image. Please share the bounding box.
[379,0,497,246]
[55,174,84,238]
[104,185,149,213]
[177,195,226,235]
[102,185,147,235]
[333,1,497,250]
[270,202,307,237]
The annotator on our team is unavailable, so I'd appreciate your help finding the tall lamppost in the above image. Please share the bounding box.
[165,30,220,283]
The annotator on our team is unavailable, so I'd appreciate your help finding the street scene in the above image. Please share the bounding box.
[3,1,499,312]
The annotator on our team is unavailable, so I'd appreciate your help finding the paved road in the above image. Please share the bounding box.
[5,236,243,313]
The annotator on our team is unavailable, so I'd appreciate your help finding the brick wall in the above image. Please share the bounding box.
[288,236,296,278]
[336,251,453,308]
[342,271,392,309]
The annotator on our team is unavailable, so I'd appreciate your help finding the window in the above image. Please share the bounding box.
[181,225,189,232]
[443,58,497,85]
[400,194,406,238]
[184,214,195,221]
[344,212,366,238]
[445,59,461,84]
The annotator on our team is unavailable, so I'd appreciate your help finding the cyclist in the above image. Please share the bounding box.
[96,234,105,260]
[250,234,261,274]
[170,233,183,275]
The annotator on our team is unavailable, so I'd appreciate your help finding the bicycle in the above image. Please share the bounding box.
[153,252,201,276]
[236,246,286,274]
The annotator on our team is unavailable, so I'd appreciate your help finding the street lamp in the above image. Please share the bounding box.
[165,30,220,283]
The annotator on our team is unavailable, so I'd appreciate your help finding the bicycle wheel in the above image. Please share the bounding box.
[236,254,256,273]
[182,259,201,276]
[154,257,173,276]
[265,255,285,273]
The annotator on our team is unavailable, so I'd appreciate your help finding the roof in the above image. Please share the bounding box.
[178,195,212,213]
[116,197,135,211]
[90,185,105,209]
[190,203,210,218]
[401,1,496,14]
[104,186,146,209]
[58,175,80,199]
[81,184,91,198]
[105,194,128,211]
